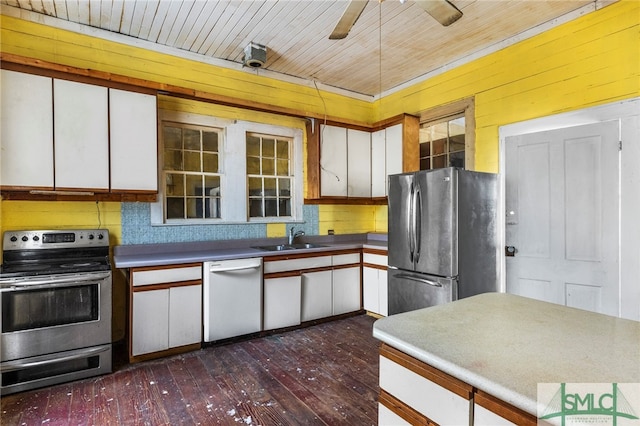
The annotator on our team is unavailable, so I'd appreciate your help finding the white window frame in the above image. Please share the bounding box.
[151,109,303,225]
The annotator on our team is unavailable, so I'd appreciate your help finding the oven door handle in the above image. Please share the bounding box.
[0,345,111,373]
[1,271,111,291]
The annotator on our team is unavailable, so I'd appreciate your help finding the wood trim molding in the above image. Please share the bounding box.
[362,248,388,256]
[363,263,387,271]
[131,280,202,292]
[380,343,473,400]
[379,389,432,426]
[129,342,202,364]
[474,390,537,426]
[0,190,157,202]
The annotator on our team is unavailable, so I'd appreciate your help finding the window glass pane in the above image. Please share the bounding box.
[249,199,263,217]
[450,151,465,168]
[276,140,289,159]
[184,151,201,172]
[262,138,275,158]
[248,177,262,196]
[204,176,221,219]
[279,199,291,216]
[449,117,465,137]
[247,156,260,174]
[186,198,202,219]
[166,174,184,196]
[264,178,277,197]
[276,159,289,176]
[419,142,430,158]
[203,131,218,152]
[203,153,219,173]
[262,158,274,175]
[264,199,277,217]
[164,126,182,149]
[204,176,220,195]
[278,178,291,196]
[432,155,446,169]
[164,149,183,171]
[184,128,200,150]
[186,175,202,196]
[166,198,184,219]
[247,135,260,157]
[420,158,431,170]
[432,139,446,156]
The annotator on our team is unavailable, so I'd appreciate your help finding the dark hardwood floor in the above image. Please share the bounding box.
[1,315,381,425]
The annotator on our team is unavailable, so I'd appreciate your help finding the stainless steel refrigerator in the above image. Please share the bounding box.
[387,167,499,315]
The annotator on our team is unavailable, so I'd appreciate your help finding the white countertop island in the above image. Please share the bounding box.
[373,293,640,417]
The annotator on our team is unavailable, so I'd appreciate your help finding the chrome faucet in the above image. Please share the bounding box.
[288,227,305,245]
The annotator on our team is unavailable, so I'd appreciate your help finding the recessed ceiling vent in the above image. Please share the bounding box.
[243,42,267,68]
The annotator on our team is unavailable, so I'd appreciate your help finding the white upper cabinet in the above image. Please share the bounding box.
[320,124,348,196]
[54,79,110,190]
[0,70,54,188]
[110,89,158,192]
[347,129,371,197]
[321,123,403,199]
[371,124,403,197]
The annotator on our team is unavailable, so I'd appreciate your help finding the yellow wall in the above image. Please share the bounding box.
[1,0,638,239]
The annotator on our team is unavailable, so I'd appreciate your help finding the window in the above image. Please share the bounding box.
[419,114,465,170]
[418,98,475,171]
[247,133,292,218]
[162,123,223,219]
[152,109,304,225]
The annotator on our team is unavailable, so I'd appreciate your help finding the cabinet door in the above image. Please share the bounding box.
[132,289,169,356]
[371,129,387,197]
[332,266,361,315]
[54,79,109,190]
[301,270,333,321]
[347,129,371,197]
[1,70,54,188]
[264,276,302,330]
[385,124,403,178]
[363,267,380,313]
[110,89,158,191]
[378,269,388,316]
[169,284,202,348]
[320,125,348,196]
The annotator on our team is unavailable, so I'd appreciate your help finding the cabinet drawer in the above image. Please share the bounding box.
[379,355,471,425]
[132,265,202,287]
[363,253,387,266]
[332,253,360,266]
[263,256,331,274]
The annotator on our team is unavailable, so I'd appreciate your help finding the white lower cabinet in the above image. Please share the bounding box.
[474,403,516,426]
[130,264,202,361]
[132,289,169,356]
[379,345,473,426]
[301,270,333,321]
[332,266,361,315]
[363,267,388,316]
[131,284,202,357]
[264,275,302,330]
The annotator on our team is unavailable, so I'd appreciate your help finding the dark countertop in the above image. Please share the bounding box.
[113,233,387,268]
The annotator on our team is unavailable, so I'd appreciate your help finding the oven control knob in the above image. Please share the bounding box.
[98,234,104,240]
[21,236,28,242]
[33,236,40,241]
[88,234,95,240]
[10,236,17,242]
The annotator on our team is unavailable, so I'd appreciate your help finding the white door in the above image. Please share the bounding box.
[505,121,619,316]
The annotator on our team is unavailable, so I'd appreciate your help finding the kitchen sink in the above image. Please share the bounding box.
[254,243,326,251]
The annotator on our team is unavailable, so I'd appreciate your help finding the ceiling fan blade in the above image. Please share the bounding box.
[414,0,462,26]
[329,0,369,40]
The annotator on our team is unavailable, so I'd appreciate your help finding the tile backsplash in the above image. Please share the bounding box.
[121,203,319,245]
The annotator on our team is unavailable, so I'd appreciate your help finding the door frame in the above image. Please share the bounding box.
[498,97,640,320]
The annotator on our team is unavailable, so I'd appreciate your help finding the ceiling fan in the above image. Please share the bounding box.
[329,0,463,40]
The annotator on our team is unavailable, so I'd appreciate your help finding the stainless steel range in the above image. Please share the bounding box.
[0,229,112,395]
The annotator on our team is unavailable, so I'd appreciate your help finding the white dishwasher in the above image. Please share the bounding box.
[203,257,263,342]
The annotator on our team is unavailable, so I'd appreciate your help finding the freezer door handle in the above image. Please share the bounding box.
[395,273,443,287]
[414,185,422,264]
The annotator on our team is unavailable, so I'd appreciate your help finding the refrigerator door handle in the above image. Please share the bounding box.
[408,183,415,263]
[395,273,443,287]
[414,185,422,264]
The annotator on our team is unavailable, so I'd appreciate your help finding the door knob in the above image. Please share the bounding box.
[505,246,517,257]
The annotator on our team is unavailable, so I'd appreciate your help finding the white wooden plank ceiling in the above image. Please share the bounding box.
[1,0,608,97]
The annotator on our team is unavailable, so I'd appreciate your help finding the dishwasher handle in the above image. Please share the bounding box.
[208,258,262,273]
